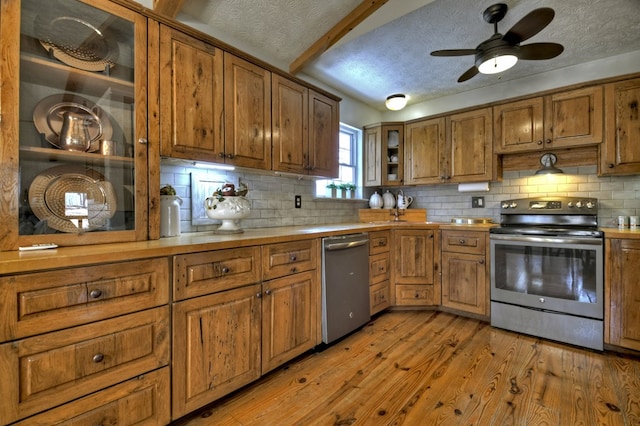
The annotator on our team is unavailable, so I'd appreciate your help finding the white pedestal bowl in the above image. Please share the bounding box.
[204,196,251,234]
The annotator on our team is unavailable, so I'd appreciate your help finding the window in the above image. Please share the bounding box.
[316,123,361,197]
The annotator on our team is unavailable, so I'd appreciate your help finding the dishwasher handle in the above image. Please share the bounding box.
[324,239,369,251]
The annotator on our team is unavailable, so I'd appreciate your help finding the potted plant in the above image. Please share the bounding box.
[326,182,338,198]
[343,183,356,198]
[338,183,348,198]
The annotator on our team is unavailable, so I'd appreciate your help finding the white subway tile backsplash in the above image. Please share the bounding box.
[161,161,640,233]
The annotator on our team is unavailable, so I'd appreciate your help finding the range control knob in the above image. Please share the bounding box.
[567,202,574,208]
[501,202,510,209]
[575,201,584,208]
[586,201,596,209]
[509,202,518,209]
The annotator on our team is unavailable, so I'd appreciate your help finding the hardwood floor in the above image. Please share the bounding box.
[174,310,640,425]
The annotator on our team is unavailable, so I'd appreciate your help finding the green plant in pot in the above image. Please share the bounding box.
[343,183,356,198]
[326,182,338,198]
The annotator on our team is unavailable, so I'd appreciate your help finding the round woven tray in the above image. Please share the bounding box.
[29,165,117,233]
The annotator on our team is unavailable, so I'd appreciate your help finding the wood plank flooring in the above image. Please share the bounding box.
[174,310,640,425]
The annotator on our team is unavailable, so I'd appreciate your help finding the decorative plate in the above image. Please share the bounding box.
[35,15,119,72]
[29,165,117,233]
[33,94,112,152]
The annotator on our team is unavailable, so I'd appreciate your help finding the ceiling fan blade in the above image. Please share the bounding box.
[458,66,479,83]
[503,8,555,44]
[431,49,476,57]
[519,43,564,60]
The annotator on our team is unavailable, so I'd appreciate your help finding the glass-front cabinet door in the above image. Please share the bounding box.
[0,0,149,250]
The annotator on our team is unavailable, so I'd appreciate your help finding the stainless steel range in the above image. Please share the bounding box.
[489,196,604,350]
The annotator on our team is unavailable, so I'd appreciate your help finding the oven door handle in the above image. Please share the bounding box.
[489,234,602,245]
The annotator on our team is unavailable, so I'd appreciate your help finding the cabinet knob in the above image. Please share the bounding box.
[256,292,263,298]
[138,137,148,144]
[536,140,543,145]
[265,289,272,295]
[479,259,485,265]
[608,163,614,169]
[89,289,102,299]
[545,139,552,144]
[290,267,298,273]
[92,353,104,363]
[289,254,297,262]
[219,152,226,158]
[378,240,386,246]
[221,266,230,274]
[226,153,235,159]
[459,239,465,244]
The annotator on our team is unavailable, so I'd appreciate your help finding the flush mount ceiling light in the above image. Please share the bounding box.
[535,152,564,175]
[385,94,407,111]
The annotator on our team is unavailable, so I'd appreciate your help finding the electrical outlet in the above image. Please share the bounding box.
[472,196,484,208]
[295,195,302,208]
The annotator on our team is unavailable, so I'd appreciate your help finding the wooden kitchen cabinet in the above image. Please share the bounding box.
[272,74,339,177]
[493,86,603,154]
[405,108,492,185]
[0,307,169,424]
[600,77,640,175]
[364,123,404,186]
[0,0,151,250]
[606,238,640,351]
[393,229,440,306]
[160,27,272,169]
[440,230,489,317]
[369,231,391,314]
[172,283,262,419]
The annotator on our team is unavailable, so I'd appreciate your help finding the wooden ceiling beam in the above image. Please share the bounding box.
[289,0,389,74]
[153,0,186,19]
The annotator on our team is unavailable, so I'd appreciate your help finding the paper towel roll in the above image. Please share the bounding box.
[458,182,490,192]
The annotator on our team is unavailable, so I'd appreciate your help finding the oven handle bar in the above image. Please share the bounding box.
[489,234,602,245]
[324,239,369,251]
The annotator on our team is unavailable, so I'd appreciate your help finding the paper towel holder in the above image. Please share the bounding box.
[458,182,490,192]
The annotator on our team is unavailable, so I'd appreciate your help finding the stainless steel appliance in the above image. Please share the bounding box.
[489,196,604,350]
[322,233,370,344]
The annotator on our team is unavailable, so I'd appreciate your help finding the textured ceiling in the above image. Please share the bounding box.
[177,0,640,111]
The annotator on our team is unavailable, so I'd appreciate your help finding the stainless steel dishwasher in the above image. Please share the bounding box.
[322,233,370,344]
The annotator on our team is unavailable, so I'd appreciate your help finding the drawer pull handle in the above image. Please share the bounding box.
[221,266,230,274]
[89,289,102,299]
[291,267,298,273]
[290,254,297,262]
[92,353,104,363]
[378,241,386,246]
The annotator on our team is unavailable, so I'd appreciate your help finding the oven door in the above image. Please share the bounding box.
[490,234,603,320]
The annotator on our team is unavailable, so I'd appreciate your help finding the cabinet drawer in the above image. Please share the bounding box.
[12,367,170,426]
[369,231,391,255]
[369,252,390,284]
[441,230,486,255]
[0,258,169,342]
[370,280,390,315]
[174,246,261,300]
[395,284,437,306]
[262,240,317,280]
[0,307,169,425]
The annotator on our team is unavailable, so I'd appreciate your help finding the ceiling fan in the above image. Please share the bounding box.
[430,3,564,83]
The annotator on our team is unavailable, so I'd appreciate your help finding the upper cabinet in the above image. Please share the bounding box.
[600,77,640,175]
[0,0,150,251]
[404,107,492,185]
[494,86,603,154]
[364,122,404,187]
[159,26,272,169]
[272,74,339,177]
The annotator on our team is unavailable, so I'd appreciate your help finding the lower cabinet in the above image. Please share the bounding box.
[440,230,489,317]
[606,238,640,351]
[172,283,262,418]
[171,240,320,420]
[369,231,391,314]
[393,229,440,306]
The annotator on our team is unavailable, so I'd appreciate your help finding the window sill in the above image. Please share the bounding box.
[313,196,369,203]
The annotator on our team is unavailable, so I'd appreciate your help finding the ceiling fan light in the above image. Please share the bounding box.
[385,94,407,111]
[478,54,518,74]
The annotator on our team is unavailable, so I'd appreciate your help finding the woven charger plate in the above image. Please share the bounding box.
[29,165,117,233]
